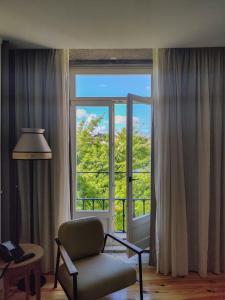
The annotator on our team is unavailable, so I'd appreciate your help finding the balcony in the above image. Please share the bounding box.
[76,197,150,233]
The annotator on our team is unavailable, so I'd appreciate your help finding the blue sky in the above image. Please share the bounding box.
[75,74,151,98]
[76,74,152,136]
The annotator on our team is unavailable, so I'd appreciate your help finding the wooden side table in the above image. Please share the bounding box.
[0,243,44,300]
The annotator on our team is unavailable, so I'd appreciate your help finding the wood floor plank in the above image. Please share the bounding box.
[2,267,225,299]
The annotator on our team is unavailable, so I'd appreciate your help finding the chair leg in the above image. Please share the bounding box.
[102,234,108,253]
[54,245,60,288]
[73,274,78,300]
[138,253,143,300]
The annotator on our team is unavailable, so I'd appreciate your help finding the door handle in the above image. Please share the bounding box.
[128,176,139,183]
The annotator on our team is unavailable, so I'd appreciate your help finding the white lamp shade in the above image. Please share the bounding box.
[12,128,52,160]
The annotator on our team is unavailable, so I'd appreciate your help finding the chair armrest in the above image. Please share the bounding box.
[105,233,144,254]
[55,238,78,276]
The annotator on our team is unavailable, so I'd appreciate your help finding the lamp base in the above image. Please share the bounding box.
[17,273,46,295]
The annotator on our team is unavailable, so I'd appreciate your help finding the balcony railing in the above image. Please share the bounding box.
[76,198,150,233]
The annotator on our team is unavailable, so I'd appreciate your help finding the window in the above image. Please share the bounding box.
[75,74,151,97]
[70,65,152,235]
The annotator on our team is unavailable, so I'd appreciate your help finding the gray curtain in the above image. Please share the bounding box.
[1,41,21,243]
[149,111,156,266]
[153,48,225,276]
[13,49,70,272]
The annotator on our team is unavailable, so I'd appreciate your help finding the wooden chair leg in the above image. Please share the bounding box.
[3,273,9,300]
[24,270,30,300]
[54,245,60,288]
[35,267,41,300]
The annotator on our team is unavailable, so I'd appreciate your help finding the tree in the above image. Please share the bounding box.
[75,116,151,231]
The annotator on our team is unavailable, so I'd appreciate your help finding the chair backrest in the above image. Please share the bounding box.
[58,217,104,261]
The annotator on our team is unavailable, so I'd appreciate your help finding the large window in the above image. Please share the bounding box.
[70,66,152,233]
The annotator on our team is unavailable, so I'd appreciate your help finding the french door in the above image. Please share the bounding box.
[71,101,114,234]
[126,94,152,249]
[71,95,152,249]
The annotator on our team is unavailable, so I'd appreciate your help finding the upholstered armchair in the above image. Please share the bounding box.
[54,217,144,300]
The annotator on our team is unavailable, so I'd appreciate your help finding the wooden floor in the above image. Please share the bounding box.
[3,266,225,300]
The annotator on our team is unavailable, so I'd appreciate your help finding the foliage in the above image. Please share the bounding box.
[76,116,151,231]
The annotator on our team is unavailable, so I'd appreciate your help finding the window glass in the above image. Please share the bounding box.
[75,74,151,97]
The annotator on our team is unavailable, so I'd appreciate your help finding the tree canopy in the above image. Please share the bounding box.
[76,116,151,231]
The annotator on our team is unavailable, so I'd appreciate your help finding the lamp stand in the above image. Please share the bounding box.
[30,159,34,242]
[17,160,46,295]
[13,128,52,295]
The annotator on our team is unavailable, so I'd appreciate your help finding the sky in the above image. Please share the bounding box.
[75,74,152,136]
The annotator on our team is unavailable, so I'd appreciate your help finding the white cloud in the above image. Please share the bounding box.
[95,125,107,134]
[77,109,98,123]
[87,114,97,122]
[115,115,140,126]
[77,108,87,118]
[133,117,140,125]
[115,115,126,125]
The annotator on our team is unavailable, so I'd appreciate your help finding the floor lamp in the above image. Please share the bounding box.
[12,128,52,294]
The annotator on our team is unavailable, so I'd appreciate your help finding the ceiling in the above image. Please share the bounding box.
[0,0,225,49]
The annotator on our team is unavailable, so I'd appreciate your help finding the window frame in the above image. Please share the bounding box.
[70,65,153,219]
[70,65,153,102]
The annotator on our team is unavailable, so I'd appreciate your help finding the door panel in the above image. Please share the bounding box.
[71,103,113,234]
[126,93,152,250]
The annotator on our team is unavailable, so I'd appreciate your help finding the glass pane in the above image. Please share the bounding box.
[132,172,151,199]
[114,172,126,199]
[75,106,109,211]
[114,103,127,231]
[132,103,151,172]
[132,102,152,218]
[114,103,126,172]
[75,74,151,97]
[76,106,109,172]
[114,199,127,232]
[134,199,150,218]
[76,173,109,199]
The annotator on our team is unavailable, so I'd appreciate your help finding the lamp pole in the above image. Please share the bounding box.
[12,128,52,294]
[30,160,34,243]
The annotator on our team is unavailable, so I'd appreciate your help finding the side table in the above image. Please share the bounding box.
[0,243,44,300]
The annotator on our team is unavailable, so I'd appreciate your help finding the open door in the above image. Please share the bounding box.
[126,93,152,250]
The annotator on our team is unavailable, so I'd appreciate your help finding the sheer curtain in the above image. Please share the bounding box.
[153,48,225,277]
[14,49,70,272]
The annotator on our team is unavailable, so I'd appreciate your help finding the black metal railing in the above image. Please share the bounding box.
[76,170,151,232]
[76,198,150,233]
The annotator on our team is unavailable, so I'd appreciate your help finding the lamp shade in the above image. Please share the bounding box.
[12,128,52,160]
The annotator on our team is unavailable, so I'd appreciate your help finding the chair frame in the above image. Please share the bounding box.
[54,234,144,300]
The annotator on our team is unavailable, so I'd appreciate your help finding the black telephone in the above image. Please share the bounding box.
[0,241,24,262]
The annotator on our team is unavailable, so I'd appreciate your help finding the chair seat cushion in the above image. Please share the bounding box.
[58,253,137,300]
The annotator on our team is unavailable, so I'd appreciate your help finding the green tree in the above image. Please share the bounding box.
[75,116,151,231]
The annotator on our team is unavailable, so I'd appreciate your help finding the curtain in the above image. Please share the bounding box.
[1,41,21,243]
[149,111,157,266]
[10,49,70,272]
[153,48,225,277]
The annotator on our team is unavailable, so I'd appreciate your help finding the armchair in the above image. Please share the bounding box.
[54,217,144,300]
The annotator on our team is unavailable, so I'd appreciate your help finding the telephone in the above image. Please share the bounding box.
[0,241,24,262]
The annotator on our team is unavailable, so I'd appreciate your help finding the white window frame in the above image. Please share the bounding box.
[70,65,153,220]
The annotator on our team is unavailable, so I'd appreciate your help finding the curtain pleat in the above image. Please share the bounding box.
[154,47,225,276]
